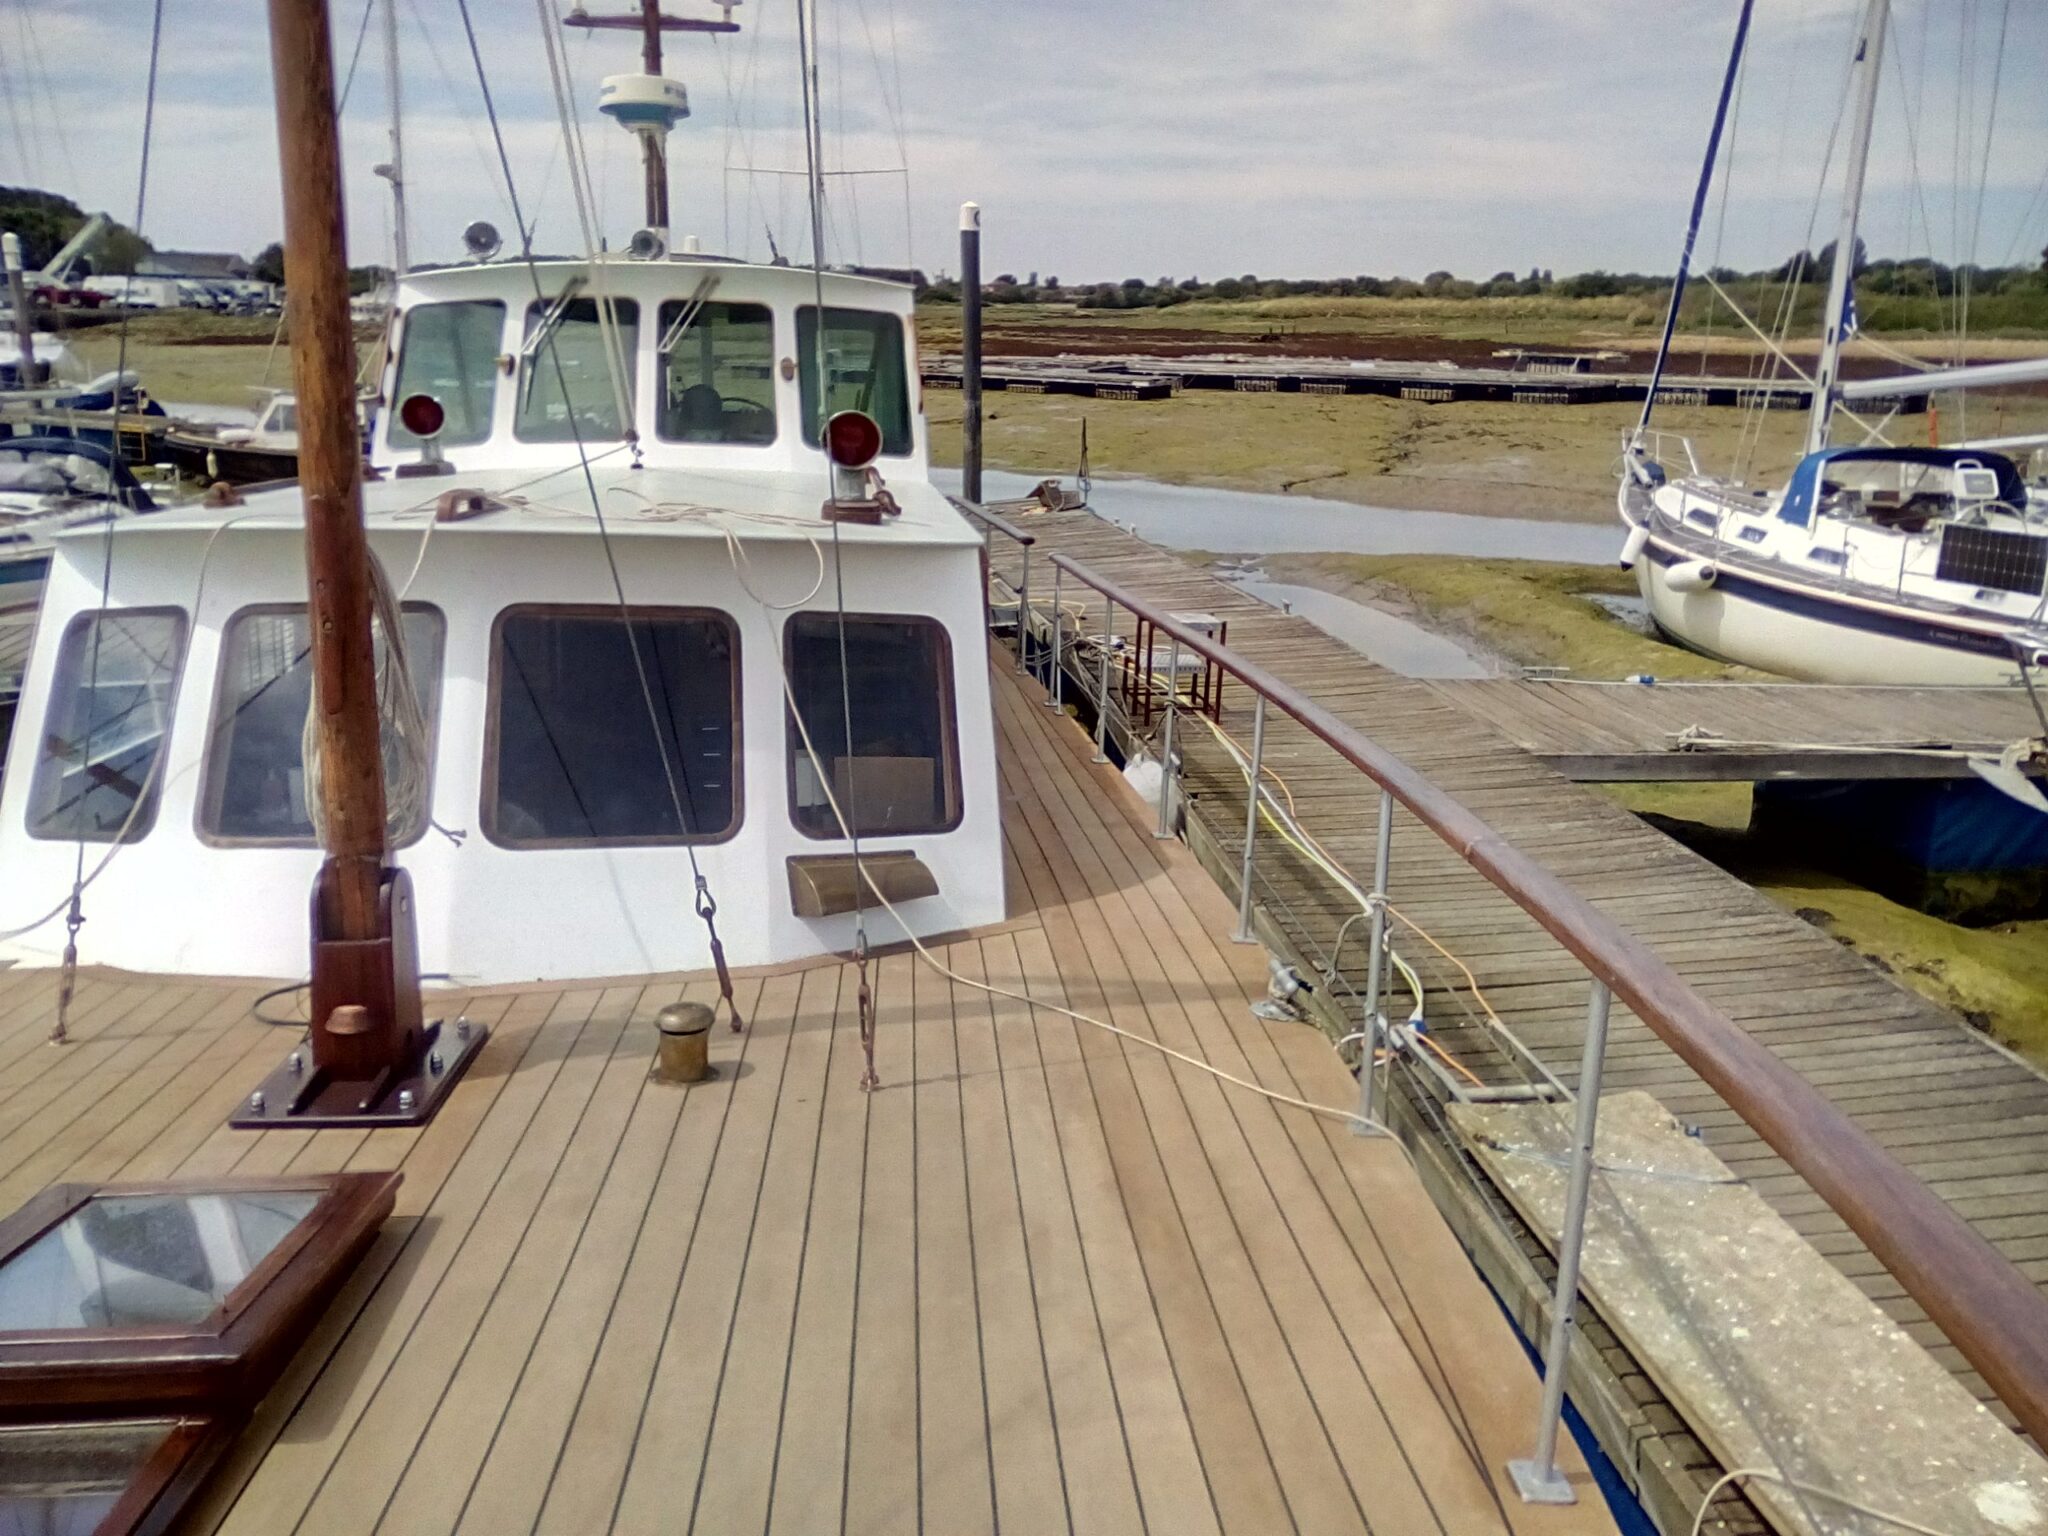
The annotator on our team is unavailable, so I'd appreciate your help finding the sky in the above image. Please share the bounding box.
[2,0,2045,285]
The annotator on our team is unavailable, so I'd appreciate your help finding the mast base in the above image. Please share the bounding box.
[230,1014,488,1129]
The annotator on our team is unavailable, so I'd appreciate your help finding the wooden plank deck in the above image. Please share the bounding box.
[0,658,1612,1536]
[1424,677,2045,781]
[1001,506,2048,1448]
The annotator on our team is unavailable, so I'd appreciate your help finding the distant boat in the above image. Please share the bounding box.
[0,435,158,615]
[1620,0,2048,686]
[162,390,303,485]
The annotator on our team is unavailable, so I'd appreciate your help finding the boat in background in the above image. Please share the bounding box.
[161,389,304,484]
[0,434,159,615]
[1619,0,2048,686]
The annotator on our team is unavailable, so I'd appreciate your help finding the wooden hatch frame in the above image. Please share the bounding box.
[0,1171,400,1416]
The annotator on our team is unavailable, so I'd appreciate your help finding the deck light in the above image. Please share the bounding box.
[819,410,897,524]
[396,393,451,479]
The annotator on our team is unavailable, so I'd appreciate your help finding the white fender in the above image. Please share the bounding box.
[1666,559,1718,594]
[1618,524,1650,570]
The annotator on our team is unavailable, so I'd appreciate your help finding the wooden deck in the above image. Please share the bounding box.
[1424,677,2045,781]
[1000,507,2048,1520]
[0,659,1614,1536]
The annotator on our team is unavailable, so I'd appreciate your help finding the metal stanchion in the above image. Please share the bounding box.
[1232,695,1267,944]
[1016,544,1031,675]
[1356,788,1393,1133]
[1047,563,1063,708]
[1093,590,1112,763]
[1509,977,1613,1506]
[1155,637,1180,839]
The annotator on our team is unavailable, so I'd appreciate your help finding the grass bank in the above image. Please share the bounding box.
[926,388,1816,522]
[1608,784,2048,1065]
[1242,551,1754,680]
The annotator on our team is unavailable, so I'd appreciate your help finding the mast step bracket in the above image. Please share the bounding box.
[230,1014,488,1129]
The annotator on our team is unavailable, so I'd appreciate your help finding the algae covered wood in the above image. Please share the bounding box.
[1451,1091,2048,1536]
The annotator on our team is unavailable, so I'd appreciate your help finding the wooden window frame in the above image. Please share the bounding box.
[195,602,446,849]
[0,1171,399,1416]
[783,611,962,840]
[25,606,190,846]
[482,602,745,849]
[0,1414,235,1536]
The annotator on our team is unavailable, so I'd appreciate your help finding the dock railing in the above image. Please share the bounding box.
[969,517,2048,1493]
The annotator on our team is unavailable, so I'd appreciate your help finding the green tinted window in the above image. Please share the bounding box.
[797,307,911,456]
[657,301,776,444]
[516,296,639,443]
[389,300,503,448]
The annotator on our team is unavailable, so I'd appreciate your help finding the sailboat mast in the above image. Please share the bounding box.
[1807,0,1889,456]
[382,0,408,275]
[266,0,390,941]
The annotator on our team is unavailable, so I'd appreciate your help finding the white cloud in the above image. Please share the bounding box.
[1,0,2041,282]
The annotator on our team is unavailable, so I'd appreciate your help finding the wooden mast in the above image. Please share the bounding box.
[268,0,389,943]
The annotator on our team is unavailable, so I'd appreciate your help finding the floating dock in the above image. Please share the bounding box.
[923,354,1935,413]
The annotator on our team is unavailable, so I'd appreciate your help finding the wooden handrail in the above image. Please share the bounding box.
[1048,550,2048,1448]
[954,499,1037,548]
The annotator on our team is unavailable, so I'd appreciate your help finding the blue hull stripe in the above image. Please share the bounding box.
[0,556,49,588]
[1647,542,2016,659]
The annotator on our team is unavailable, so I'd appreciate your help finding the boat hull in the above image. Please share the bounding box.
[162,430,299,486]
[0,552,48,616]
[1634,539,2033,686]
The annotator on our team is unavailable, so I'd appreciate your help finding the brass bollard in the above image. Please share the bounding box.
[653,1001,715,1084]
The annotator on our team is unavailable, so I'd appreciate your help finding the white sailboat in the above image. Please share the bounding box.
[1619,0,2048,687]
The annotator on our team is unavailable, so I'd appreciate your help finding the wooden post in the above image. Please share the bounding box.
[639,0,670,234]
[267,0,391,950]
[960,203,983,504]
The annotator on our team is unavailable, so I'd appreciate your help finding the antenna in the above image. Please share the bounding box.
[563,1,741,244]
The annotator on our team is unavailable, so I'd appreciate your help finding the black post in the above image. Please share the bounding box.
[960,201,982,504]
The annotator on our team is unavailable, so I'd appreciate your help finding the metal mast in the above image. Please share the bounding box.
[565,1,739,238]
[1807,0,1889,456]
[376,0,408,275]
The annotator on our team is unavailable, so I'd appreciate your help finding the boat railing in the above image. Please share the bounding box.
[1628,426,1702,478]
[965,518,2048,1483]
[956,499,1038,678]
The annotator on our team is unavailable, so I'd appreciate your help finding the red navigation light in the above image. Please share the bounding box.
[824,410,882,470]
[399,392,446,440]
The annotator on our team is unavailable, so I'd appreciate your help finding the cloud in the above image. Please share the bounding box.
[1,0,2042,282]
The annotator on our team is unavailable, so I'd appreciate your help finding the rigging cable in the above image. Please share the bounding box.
[796,0,879,1087]
[455,0,743,1031]
[52,0,166,1048]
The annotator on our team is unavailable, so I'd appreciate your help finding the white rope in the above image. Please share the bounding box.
[1688,1467,1953,1536]
[721,530,1383,1133]
[300,545,433,849]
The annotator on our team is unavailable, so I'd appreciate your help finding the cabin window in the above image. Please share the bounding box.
[656,300,776,444]
[515,295,640,443]
[785,613,959,838]
[27,609,187,844]
[389,300,503,449]
[485,606,739,846]
[797,307,912,456]
[199,605,445,846]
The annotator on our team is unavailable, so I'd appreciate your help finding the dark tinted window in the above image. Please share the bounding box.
[657,301,776,444]
[28,610,186,843]
[389,300,503,448]
[786,614,957,837]
[201,605,444,844]
[797,307,912,456]
[488,608,738,845]
[516,295,638,443]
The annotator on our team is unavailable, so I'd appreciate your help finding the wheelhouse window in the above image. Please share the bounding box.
[797,307,912,456]
[657,300,776,444]
[487,606,739,846]
[200,605,445,845]
[27,609,187,843]
[516,294,639,443]
[388,300,503,449]
[786,613,958,837]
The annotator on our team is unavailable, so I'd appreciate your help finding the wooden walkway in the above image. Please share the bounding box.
[1425,677,2045,781]
[1003,508,2048,1494]
[0,660,1612,1536]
